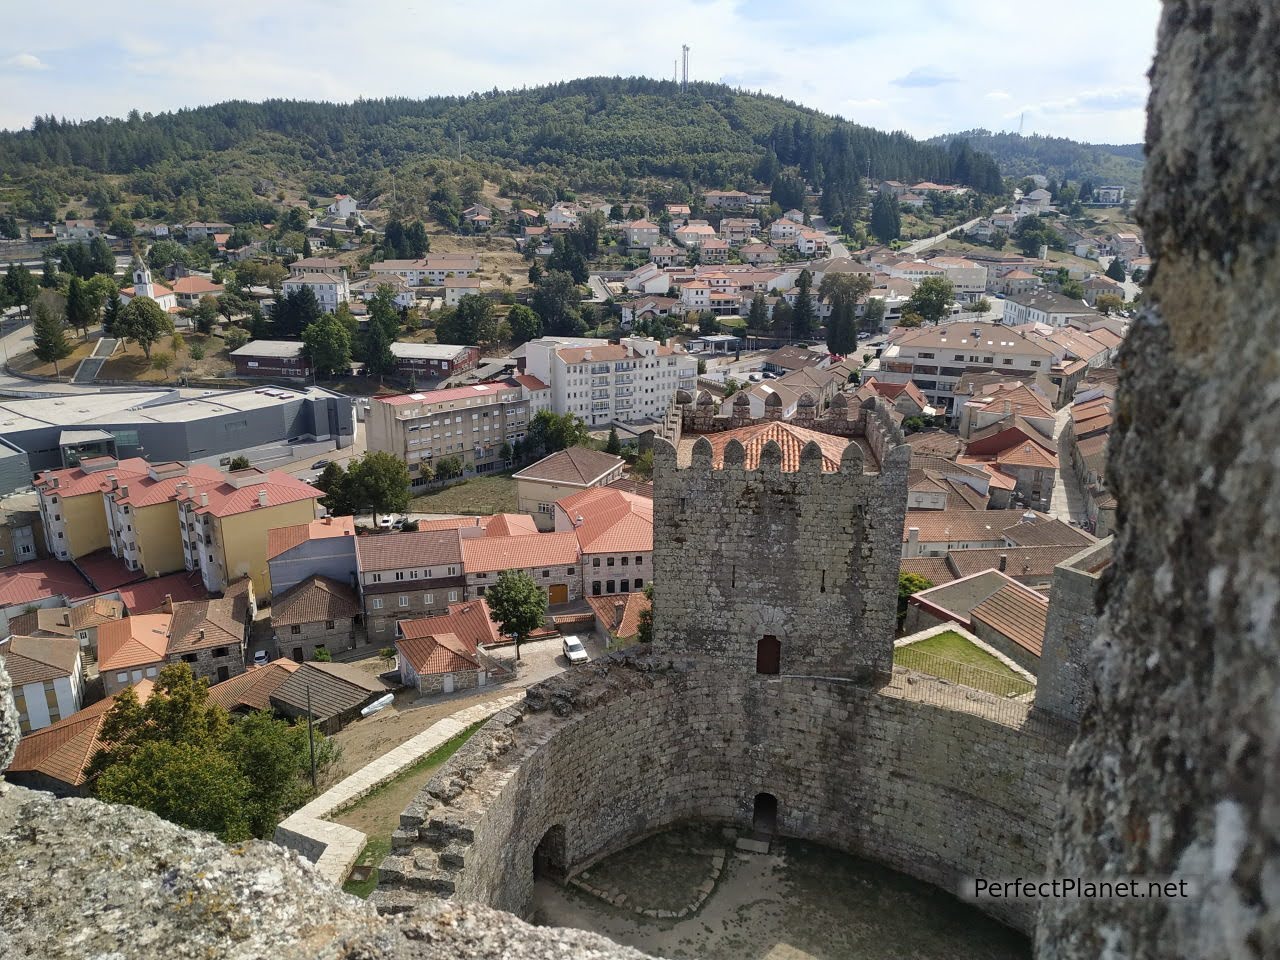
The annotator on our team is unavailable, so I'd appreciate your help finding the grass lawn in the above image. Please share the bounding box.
[409,471,518,515]
[12,336,96,377]
[895,631,1033,698]
[338,720,486,898]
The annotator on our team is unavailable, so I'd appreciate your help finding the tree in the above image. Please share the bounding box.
[101,286,122,336]
[1061,279,1085,300]
[862,296,886,332]
[900,311,924,328]
[971,297,992,314]
[367,285,400,340]
[188,295,219,336]
[65,275,96,338]
[605,426,622,455]
[228,455,252,470]
[302,236,313,258]
[216,290,249,324]
[905,276,955,325]
[820,272,873,356]
[343,451,411,515]
[898,571,933,629]
[1105,258,1127,282]
[747,292,769,331]
[361,316,396,382]
[302,314,352,378]
[272,285,321,339]
[631,448,654,480]
[437,294,496,345]
[117,295,174,358]
[32,300,73,376]
[485,569,547,663]
[524,410,590,458]
[151,350,174,375]
[870,191,901,243]
[635,583,654,644]
[697,311,719,335]
[505,304,542,345]
[1096,293,1124,315]
[41,252,59,288]
[4,264,39,320]
[530,270,584,336]
[770,297,793,338]
[88,236,116,276]
[527,258,543,285]
[314,462,354,516]
[792,269,815,339]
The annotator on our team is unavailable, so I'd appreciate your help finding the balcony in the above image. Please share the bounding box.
[590,365,610,375]
[592,389,610,399]
[592,376,610,386]
[615,375,633,385]
[615,387,633,397]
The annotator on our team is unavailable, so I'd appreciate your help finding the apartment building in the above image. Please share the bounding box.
[102,462,225,578]
[522,336,698,427]
[0,634,83,733]
[880,322,1059,413]
[175,470,323,595]
[281,272,350,314]
[718,218,760,245]
[388,342,480,380]
[367,379,533,484]
[927,257,990,301]
[356,529,466,638]
[35,457,152,561]
[369,255,480,286]
[1002,289,1099,327]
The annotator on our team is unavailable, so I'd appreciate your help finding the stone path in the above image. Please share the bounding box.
[274,694,521,883]
[1048,404,1088,524]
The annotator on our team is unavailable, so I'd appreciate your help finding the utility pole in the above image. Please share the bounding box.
[681,45,689,90]
[306,681,317,791]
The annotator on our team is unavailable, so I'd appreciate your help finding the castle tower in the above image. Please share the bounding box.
[651,404,909,682]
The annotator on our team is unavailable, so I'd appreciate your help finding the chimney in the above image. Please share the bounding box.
[198,628,205,640]
[323,517,332,526]
[161,594,173,613]
[108,474,118,489]
[200,492,209,507]
[998,553,1008,572]
[52,477,60,489]
[1003,400,1011,415]
[907,526,919,556]
[615,601,626,629]
[119,484,129,498]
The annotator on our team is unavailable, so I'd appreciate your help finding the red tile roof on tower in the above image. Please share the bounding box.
[9,679,155,788]
[460,532,580,574]
[680,422,857,473]
[267,516,357,560]
[555,488,653,554]
[0,560,93,607]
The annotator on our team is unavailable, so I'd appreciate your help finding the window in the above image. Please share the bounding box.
[145,666,157,677]
[606,580,615,593]
[290,625,302,635]
[477,586,486,596]
[372,598,384,609]
[635,577,644,588]
[621,557,629,566]
[757,635,781,674]
[1030,360,1042,367]
[181,654,197,664]
[325,620,335,630]
[1003,358,1014,365]
[542,569,550,578]
[448,590,458,602]
[592,557,601,568]
[607,557,615,567]
[394,571,405,581]
[116,672,129,684]
[399,596,409,607]
[621,579,630,592]
[371,573,383,583]
[567,567,574,575]
[212,647,228,657]
[918,352,935,359]
[592,581,601,596]
[424,594,433,605]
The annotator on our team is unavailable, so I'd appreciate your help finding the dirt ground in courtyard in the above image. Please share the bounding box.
[533,832,1030,960]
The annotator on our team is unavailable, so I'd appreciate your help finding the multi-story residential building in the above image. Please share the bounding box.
[356,530,466,639]
[367,380,532,484]
[281,272,350,314]
[700,238,730,263]
[389,342,480,381]
[673,223,717,248]
[289,256,347,277]
[927,257,989,301]
[703,190,768,210]
[622,220,661,247]
[369,255,480,286]
[513,447,626,530]
[176,470,323,596]
[0,634,83,733]
[230,340,313,380]
[97,591,251,694]
[0,504,45,569]
[553,487,652,598]
[522,336,698,428]
[102,462,224,578]
[266,516,358,598]
[887,259,948,285]
[270,575,361,662]
[718,218,760,245]
[443,276,482,306]
[461,531,581,606]
[1002,289,1099,327]
[36,457,160,561]
[1093,185,1125,204]
[880,322,1060,413]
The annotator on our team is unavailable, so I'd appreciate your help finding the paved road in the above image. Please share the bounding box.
[1098,255,1142,301]
[900,206,1007,256]
[1048,404,1089,524]
[585,275,612,303]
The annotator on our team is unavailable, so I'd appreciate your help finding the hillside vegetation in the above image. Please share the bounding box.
[0,77,1004,231]
[931,129,1145,193]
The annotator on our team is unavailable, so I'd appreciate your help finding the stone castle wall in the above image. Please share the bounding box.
[375,653,1070,934]
[1033,539,1112,723]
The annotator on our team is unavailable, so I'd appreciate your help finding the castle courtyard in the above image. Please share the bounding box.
[532,826,1029,960]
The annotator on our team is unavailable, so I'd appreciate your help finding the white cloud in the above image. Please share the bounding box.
[5,53,48,71]
[985,90,1012,101]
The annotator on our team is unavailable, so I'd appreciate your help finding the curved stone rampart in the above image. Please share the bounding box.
[375,651,1070,933]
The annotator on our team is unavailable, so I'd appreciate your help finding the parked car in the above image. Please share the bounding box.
[253,649,269,666]
[562,635,589,665]
[311,459,331,470]
[376,513,397,529]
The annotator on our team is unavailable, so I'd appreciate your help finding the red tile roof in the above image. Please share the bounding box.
[396,599,502,675]
[9,679,154,788]
[0,560,93,607]
[512,447,624,487]
[481,513,540,537]
[34,458,151,499]
[586,592,650,640]
[113,570,210,612]
[682,422,855,473]
[175,469,322,518]
[376,380,519,408]
[0,634,81,685]
[555,488,653,555]
[271,576,360,626]
[97,614,172,672]
[460,531,580,574]
[74,548,147,591]
[111,464,224,508]
[206,661,299,712]
[266,516,356,560]
[970,582,1050,656]
[354,529,462,572]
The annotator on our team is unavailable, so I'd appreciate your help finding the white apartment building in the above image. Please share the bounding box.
[370,255,480,286]
[623,220,661,247]
[367,379,535,483]
[887,260,948,285]
[0,635,84,733]
[927,257,990,301]
[281,272,350,314]
[1002,290,1099,327]
[523,336,699,428]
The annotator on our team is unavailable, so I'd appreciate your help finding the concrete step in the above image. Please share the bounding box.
[734,836,771,854]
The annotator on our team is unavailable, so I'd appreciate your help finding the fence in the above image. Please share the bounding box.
[893,644,1035,698]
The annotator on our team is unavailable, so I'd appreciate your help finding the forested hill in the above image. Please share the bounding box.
[931,129,1145,193]
[0,78,1003,228]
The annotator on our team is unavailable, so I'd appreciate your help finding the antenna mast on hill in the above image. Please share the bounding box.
[1019,112,1025,136]
[673,59,678,84]
[681,44,690,90]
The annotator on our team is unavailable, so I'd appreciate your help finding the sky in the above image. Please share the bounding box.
[0,0,1161,143]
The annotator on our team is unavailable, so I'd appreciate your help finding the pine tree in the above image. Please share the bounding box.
[870,191,901,243]
[33,300,73,376]
[605,426,621,455]
[65,275,96,338]
[792,269,815,339]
